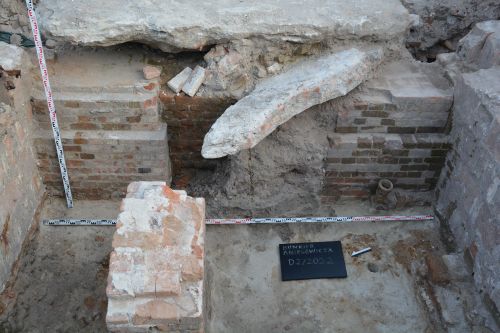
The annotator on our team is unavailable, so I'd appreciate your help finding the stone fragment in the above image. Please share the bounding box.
[142,65,161,80]
[425,254,450,285]
[9,34,22,46]
[0,41,26,75]
[266,63,282,75]
[457,20,500,69]
[182,65,206,97]
[167,67,192,93]
[45,39,57,49]
[106,182,205,332]
[202,47,383,158]
[36,0,410,52]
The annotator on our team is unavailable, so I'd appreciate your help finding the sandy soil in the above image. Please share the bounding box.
[0,198,497,332]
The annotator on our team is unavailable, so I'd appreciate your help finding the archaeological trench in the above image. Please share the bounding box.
[0,0,499,332]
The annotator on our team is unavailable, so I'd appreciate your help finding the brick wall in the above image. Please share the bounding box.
[322,133,449,202]
[0,43,44,291]
[159,91,235,184]
[321,61,452,202]
[32,80,171,199]
[107,182,205,332]
[436,68,500,311]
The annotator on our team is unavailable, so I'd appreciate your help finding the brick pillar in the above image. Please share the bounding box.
[106,181,205,332]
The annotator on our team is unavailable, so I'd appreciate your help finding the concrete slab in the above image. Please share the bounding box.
[37,0,410,52]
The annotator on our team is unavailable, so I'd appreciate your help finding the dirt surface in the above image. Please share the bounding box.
[205,202,497,333]
[0,198,120,333]
[1,198,497,332]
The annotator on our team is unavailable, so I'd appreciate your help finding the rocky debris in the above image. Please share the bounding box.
[167,67,192,93]
[202,47,383,159]
[182,65,206,97]
[402,0,500,59]
[107,182,205,332]
[457,20,500,69]
[142,65,161,80]
[0,0,31,37]
[37,0,410,52]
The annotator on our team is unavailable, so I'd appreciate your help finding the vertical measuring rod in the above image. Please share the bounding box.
[25,0,73,208]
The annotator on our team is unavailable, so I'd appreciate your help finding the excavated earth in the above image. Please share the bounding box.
[0,198,497,332]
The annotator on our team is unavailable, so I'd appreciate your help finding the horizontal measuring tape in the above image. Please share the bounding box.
[43,215,433,226]
[43,219,116,226]
[26,0,73,208]
[205,215,433,224]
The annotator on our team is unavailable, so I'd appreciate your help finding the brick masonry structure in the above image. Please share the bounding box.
[159,91,235,185]
[107,181,205,332]
[31,49,171,199]
[436,68,500,311]
[321,61,453,202]
[323,133,450,201]
[0,42,44,291]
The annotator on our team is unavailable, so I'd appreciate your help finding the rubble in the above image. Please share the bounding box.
[457,20,500,69]
[403,0,500,59]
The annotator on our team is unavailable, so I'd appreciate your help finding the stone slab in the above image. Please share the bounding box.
[202,47,383,158]
[36,0,410,52]
[167,67,192,93]
[182,66,206,97]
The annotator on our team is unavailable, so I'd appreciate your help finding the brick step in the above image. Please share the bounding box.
[335,61,453,134]
[33,126,171,199]
[31,88,161,131]
[39,80,158,95]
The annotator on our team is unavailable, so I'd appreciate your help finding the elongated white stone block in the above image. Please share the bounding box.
[182,66,206,97]
[167,67,193,93]
[202,48,384,158]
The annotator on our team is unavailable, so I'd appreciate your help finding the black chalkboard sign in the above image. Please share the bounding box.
[279,241,347,281]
